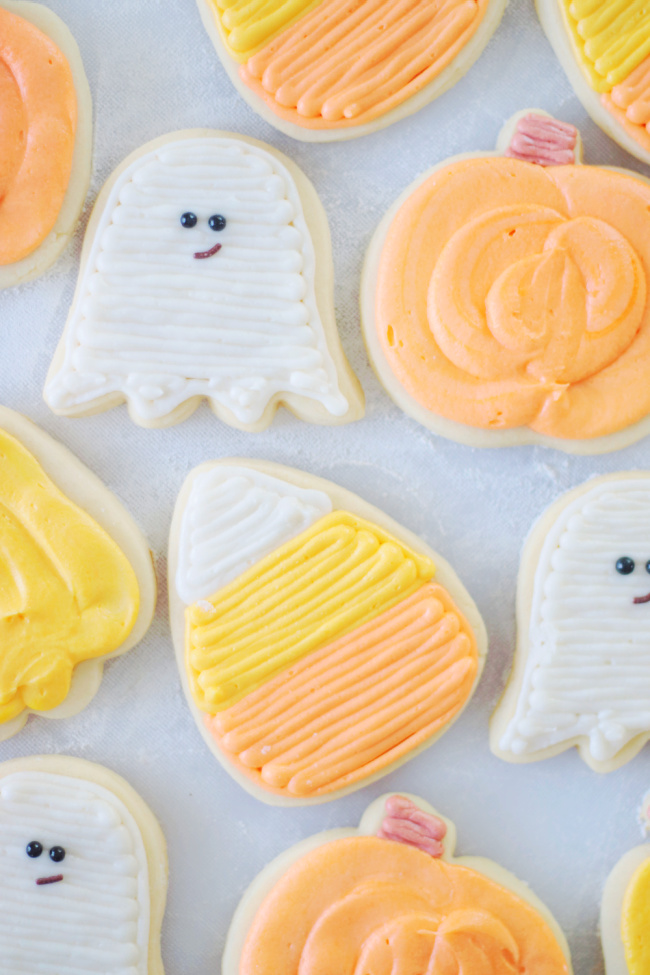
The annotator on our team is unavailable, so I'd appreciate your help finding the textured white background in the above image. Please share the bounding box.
[2,1,650,972]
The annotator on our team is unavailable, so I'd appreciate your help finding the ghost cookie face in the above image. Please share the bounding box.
[362,110,650,453]
[196,0,507,142]
[491,472,650,773]
[0,754,167,974]
[536,0,650,166]
[0,1,92,288]
[0,406,155,741]
[224,792,572,975]
[169,460,486,804]
[601,791,650,975]
[44,130,363,431]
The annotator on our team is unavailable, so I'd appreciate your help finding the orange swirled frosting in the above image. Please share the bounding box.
[214,0,489,130]
[0,7,77,265]
[376,154,650,439]
[240,835,569,975]
[0,428,139,722]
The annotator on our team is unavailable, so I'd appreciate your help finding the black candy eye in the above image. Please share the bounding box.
[49,846,65,863]
[26,841,43,858]
[180,212,197,228]
[616,556,635,575]
[208,214,226,231]
[646,560,650,574]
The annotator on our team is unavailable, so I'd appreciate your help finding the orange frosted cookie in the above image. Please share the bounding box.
[0,405,155,742]
[196,0,507,140]
[168,460,486,804]
[224,793,572,974]
[0,1,91,288]
[362,110,650,453]
[537,0,650,166]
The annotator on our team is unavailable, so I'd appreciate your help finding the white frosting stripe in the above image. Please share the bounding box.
[0,771,149,974]
[502,478,650,763]
[45,137,349,424]
[176,465,332,604]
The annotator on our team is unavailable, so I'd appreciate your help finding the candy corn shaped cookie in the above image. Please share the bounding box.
[0,1,92,287]
[169,461,486,804]
[224,793,572,974]
[0,406,155,740]
[0,755,167,974]
[196,0,507,140]
[537,0,650,166]
[492,472,650,772]
[362,110,650,452]
[44,131,363,430]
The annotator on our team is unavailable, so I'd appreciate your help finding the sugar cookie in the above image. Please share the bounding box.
[224,792,572,974]
[169,460,486,804]
[362,110,650,453]
[491,472,650,772]
[0,405,155,740]
[44,130,363,430]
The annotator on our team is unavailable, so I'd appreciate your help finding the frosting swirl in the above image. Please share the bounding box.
[376,156,650,439]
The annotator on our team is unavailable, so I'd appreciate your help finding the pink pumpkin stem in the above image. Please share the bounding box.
[505,113,577,167]
[377,795,447,858]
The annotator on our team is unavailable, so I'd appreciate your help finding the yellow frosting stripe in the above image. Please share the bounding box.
[562,0,650,92]
[622,857,650,975]
[186,510,435,713]
[0,429,140,722]
[210,0,324,61]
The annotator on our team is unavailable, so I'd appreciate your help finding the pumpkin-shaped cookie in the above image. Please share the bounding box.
[224,793,572,974]
[44,130,363,430]
[169,460,486,803]
[0,406,155,740]
[362,110,650,452]
[0,755,167,974]
[537,0,650,166]
[0,1,92,288]
[196,0,507,140]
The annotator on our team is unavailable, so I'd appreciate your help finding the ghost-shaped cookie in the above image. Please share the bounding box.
[169,459,487,804]
[491,473,650,772]
[0,755,167,975]
[44,130,363,430]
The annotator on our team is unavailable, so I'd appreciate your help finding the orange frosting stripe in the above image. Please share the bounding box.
[376,156,650,440]
[603,54,650,153]
[239,0,489,130]
[207,583,478,798]
[240,836,569,975]
[0,7,77,265]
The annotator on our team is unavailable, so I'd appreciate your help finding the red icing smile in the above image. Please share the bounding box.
[633,593,650,604]
[193,242,222,260]
[36,874,63,886]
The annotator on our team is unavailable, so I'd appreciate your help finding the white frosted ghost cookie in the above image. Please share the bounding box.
[168,460,487,805]
[0,405,156,741]
[601,791,650,975]
[491,472,650,773]
[361,109,650,454]
[0,754,167,975]
[196,0,507,142]
[223,792,572,974]
[44,130,363,431]
[0,1,92,288]
[536,0,650,167]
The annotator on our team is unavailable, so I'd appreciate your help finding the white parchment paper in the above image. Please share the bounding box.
[1,1,650,972]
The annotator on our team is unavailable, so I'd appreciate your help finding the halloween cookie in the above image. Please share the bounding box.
[224,792,572,974]
[0,754,167,974]
[537,0,650,166]
[44,130,363,430]
[169,460,486,804]
[491,472,650,772]
[601,791,650,975]
[0,1,92,288]
[362,110,650,453]
[0,405,155,741]
[196,0,507,141]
